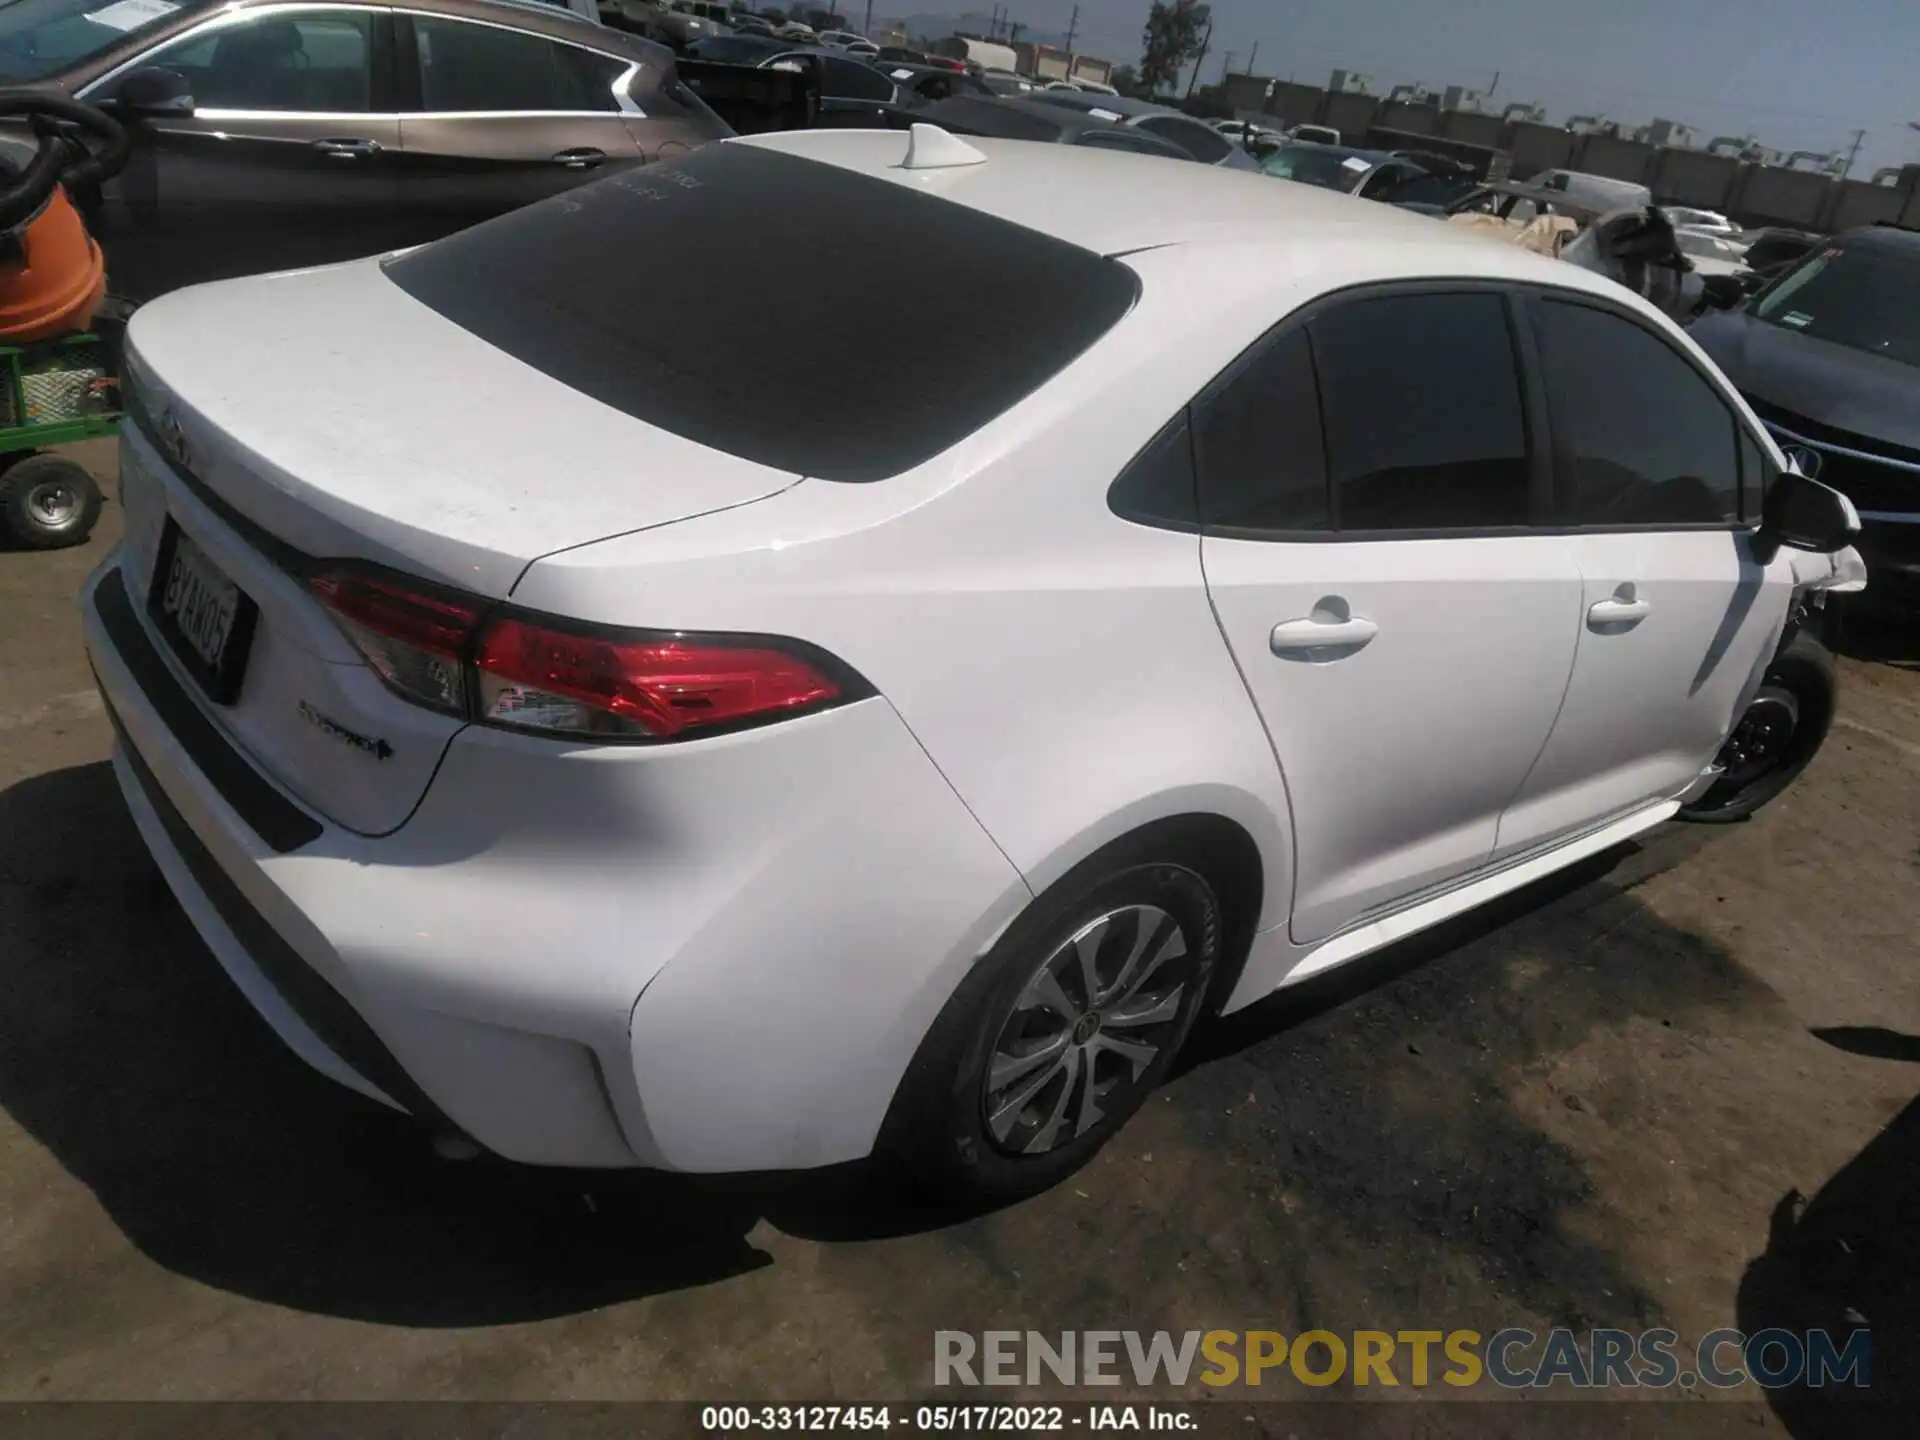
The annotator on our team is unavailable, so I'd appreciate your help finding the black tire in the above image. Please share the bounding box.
[0,453,102,551]
[1679,626,1836,824]
[882,837,1222,1206]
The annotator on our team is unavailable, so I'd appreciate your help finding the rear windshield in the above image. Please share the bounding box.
[384,142,1137,482]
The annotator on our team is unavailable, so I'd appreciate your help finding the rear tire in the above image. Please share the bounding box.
[0,453,102,551]
[1679,627,1836,824]
[883,839,1221,1206]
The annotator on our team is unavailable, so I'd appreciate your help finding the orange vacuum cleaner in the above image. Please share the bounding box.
[0,92,127,342]
[0,90,130,550]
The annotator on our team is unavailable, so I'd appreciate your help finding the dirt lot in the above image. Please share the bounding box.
[1,448,1916,1434]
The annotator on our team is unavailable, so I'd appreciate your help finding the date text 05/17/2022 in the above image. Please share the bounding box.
[700,1406,1195,1432]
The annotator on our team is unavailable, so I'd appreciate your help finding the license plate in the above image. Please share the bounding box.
[148,517,258,703]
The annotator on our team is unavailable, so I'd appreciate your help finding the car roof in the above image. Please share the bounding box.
[1278,141,1393,162]
[906,95,1148,144]
[1841,224,1920,252]
[729,127,1647,285]
[1030,91,1182,120]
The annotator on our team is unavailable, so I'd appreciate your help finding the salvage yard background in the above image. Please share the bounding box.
[1,447,1916,1432]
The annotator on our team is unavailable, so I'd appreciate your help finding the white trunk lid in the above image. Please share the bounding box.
[118,257,798,835]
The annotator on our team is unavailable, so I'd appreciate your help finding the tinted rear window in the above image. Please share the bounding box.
[384,143,1138,482]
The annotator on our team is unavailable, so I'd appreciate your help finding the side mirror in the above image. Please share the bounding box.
[1758,465,1859,559]
[116,66,195,118]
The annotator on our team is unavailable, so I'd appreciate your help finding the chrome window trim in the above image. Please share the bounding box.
[1762,420,1920,477]
[78,2,646,118]
[77,3,375,100]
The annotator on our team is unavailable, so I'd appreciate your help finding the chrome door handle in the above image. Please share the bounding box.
[1270,614,1379,660]
[312,138,382,159]
[552,147,608,169]
[1587,596,1651,629]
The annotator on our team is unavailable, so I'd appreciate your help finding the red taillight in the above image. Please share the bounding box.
[308,566,848,741]
[474,618,840,740]
[309,570,482,715]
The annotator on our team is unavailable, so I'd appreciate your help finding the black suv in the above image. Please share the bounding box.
[1691,225,1920,611]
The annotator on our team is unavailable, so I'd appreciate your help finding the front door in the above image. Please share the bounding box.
[1195,289,1583,945]
[395,13,648,238]
[84,4,401,300]
[1494,293,1796,856]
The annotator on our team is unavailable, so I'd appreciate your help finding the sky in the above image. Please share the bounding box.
[983,0,1920,178]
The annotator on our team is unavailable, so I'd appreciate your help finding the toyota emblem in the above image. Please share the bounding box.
[157,407,191,473]
[1781,444,1824,480]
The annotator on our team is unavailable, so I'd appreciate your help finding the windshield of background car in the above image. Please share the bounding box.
[384,142,1140,482]
[0,0,191,80]
[1751,243,1920,368]
[1261,144,1368,191]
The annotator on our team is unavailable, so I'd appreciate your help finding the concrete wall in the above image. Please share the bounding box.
[1571,134,1655,186]
[1321,90,1380,141]
[1905,189,1920,230]
[1262,80,1324,128]
[1440,110,1506,149]
[1506,121,1576,178]
[1735,165,1835,229]
[1649,148,1740,209]
[1376,100,1440,136]
[1222,73,1269,113]
[1825,180,1909,232]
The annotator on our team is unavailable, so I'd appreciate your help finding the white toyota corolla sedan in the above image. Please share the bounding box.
[83,125,1864,1203]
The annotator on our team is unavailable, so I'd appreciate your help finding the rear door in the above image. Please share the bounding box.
[1493,292,1795,856]
[83,3,401,299]
[394,10,648,233]
[812,52,899,124]
[1198,288,1583,944]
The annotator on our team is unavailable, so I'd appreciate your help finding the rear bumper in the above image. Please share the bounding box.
[82,555,1029,1172]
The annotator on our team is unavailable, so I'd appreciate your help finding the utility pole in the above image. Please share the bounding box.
[1064,1,1079,51]
[1184,17,1212,99]
[1245,39,1257,75]
[1221,49,1236,82]
[1842,127,1865,178]
[1488,69,1499,97]
[861,0,871,37]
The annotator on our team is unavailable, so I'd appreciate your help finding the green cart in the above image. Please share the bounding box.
[0,331,118,550]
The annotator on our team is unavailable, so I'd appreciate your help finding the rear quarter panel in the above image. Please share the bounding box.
[511,247,1318,927]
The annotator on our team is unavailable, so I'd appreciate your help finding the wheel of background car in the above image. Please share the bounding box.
[0,453,102,551]
[882,838,1221,1204]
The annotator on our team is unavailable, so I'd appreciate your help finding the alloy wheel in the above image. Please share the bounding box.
[981,903,1192,1156]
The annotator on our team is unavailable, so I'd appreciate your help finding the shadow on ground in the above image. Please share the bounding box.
[1161,822,1778,1338]
[0,760,971,1327]
[2,756,1786,1342]
[1737,1030,1920,1439]
[1834,602,1920,671]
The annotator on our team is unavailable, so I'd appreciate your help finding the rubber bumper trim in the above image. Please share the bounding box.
[102,689,460,1136]
[94,565,322,854]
